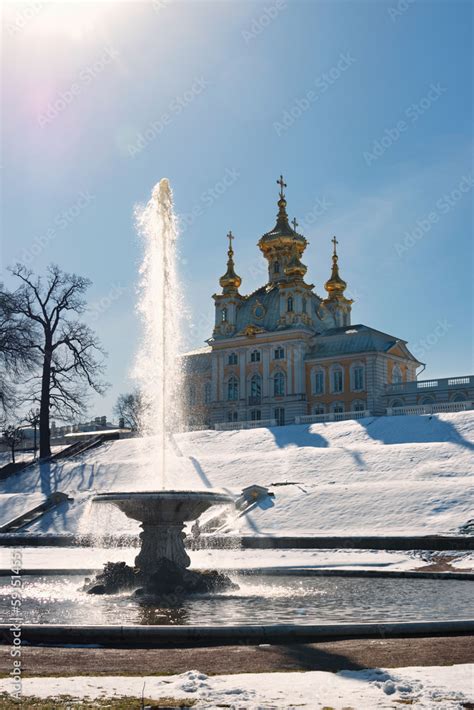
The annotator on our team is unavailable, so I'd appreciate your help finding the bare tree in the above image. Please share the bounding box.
[114,390,147,431]
[2,425,23,465]
[0,286,37,415]
[8,264,108,459]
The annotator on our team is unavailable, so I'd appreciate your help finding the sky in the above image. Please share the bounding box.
[2,0,473,420]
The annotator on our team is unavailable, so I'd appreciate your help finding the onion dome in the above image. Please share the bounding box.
[219,230,242,293]
[285,240,308,279]
[324,236,348,296]
[258,175,307,250]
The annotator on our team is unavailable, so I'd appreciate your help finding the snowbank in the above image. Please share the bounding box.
[1,664,472,708]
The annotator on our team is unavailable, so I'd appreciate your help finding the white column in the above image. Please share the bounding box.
[263,348,270,397]
[287,345,293,395]
[240,352,246,400]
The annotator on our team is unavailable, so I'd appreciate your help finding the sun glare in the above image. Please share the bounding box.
[17,0,119,41]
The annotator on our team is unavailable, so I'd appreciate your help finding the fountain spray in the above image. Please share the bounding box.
[134,179,185,488]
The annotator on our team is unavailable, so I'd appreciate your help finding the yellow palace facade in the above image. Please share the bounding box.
[184,177,471,429]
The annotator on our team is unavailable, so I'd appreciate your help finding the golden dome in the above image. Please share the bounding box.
[219,230,242,293]
[285,244,307,279]
[324,236,347,296]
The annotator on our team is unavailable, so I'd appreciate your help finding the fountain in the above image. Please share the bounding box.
[85,179,235,598]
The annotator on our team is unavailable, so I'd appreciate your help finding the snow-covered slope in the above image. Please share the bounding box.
[0,412,473,537]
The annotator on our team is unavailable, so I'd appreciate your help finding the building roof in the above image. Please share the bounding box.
[306,324,422,363]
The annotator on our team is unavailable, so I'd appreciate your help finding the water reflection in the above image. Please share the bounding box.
[1,574,472,626]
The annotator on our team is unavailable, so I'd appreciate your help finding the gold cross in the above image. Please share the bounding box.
[277,174,287,199]
[332,235,339,254]
[292,218,298,231]
[227,230,234,246]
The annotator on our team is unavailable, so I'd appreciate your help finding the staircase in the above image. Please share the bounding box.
[50,435,105,461]
[0,492,72,533]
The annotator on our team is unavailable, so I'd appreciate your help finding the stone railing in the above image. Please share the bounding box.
[295,409,371,424]
[386,401,473,416]
[385,375,473,394]
[214,418,277,431]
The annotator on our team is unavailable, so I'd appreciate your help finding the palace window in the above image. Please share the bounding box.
[227,376,239,401]
[331,366,344,393]
[189,385,196,406]
[287,296,294,312]
[274,346,285,360]
[392,364,403,384]
[273,371,285,397]
[313,368,325,395]
[274,407,285,426]
[250,349,261,363]
[351,364,365,391]
[314,404,325,415]
[250,374,262,400]
[250,409,261,421]
[331,401,344,414]
[353,400,366,412]
[274,261,280,274]
[227,410,238,422]
[228,352,238,366]
[302,298,307,314]
[221,308,227,322]
[204,382,211,403]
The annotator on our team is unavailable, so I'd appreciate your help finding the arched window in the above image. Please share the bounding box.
[351,363,365,391]
[274,261,280,274]
[287,296,294,312]
[204,382,211,403]
[331,365,344,393]
[274,371,285,396]
[228,352,238,365]
[420,395,435,405]
[250,349,260,363]
[451,392,467,402]
[331,401,344,414]
[352,400,366,412]
[302,298,307,314]
[250,374,262,401]
[250,409,261,421]
[392,364,403,384]
[312,367,325,395]
[391,399,404,409]
[314,404,325,415]
[227,376,239,401]
[221,307,227,322]
[227,410,238,422]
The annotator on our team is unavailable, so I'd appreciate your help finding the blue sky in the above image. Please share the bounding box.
[2,0,473,419]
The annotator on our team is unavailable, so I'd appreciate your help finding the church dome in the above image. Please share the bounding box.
[258,176,307,253]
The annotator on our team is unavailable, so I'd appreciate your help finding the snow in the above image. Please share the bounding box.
[0,493,46,528]
[0,412,472,539]
[0,545,434,572]
[1,664,472,708]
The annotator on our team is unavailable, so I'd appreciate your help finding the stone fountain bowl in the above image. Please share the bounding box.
[92,490,234,525]
[91,490,235,580]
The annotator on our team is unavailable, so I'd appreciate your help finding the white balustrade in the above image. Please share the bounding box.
[386,401,473,416]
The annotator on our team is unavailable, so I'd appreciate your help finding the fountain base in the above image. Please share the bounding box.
[84,559,237,598]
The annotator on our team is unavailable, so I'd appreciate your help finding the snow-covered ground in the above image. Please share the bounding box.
[2,665,472,708]
[0,545,434,572]
[0,412,473,539]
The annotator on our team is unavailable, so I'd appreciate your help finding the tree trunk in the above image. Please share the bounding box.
[39,341,52,459]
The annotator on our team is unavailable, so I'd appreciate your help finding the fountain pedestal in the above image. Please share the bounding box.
[87,490,235,597]
[136,522,190,572]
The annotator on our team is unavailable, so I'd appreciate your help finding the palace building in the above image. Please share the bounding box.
[184,177,472,429]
